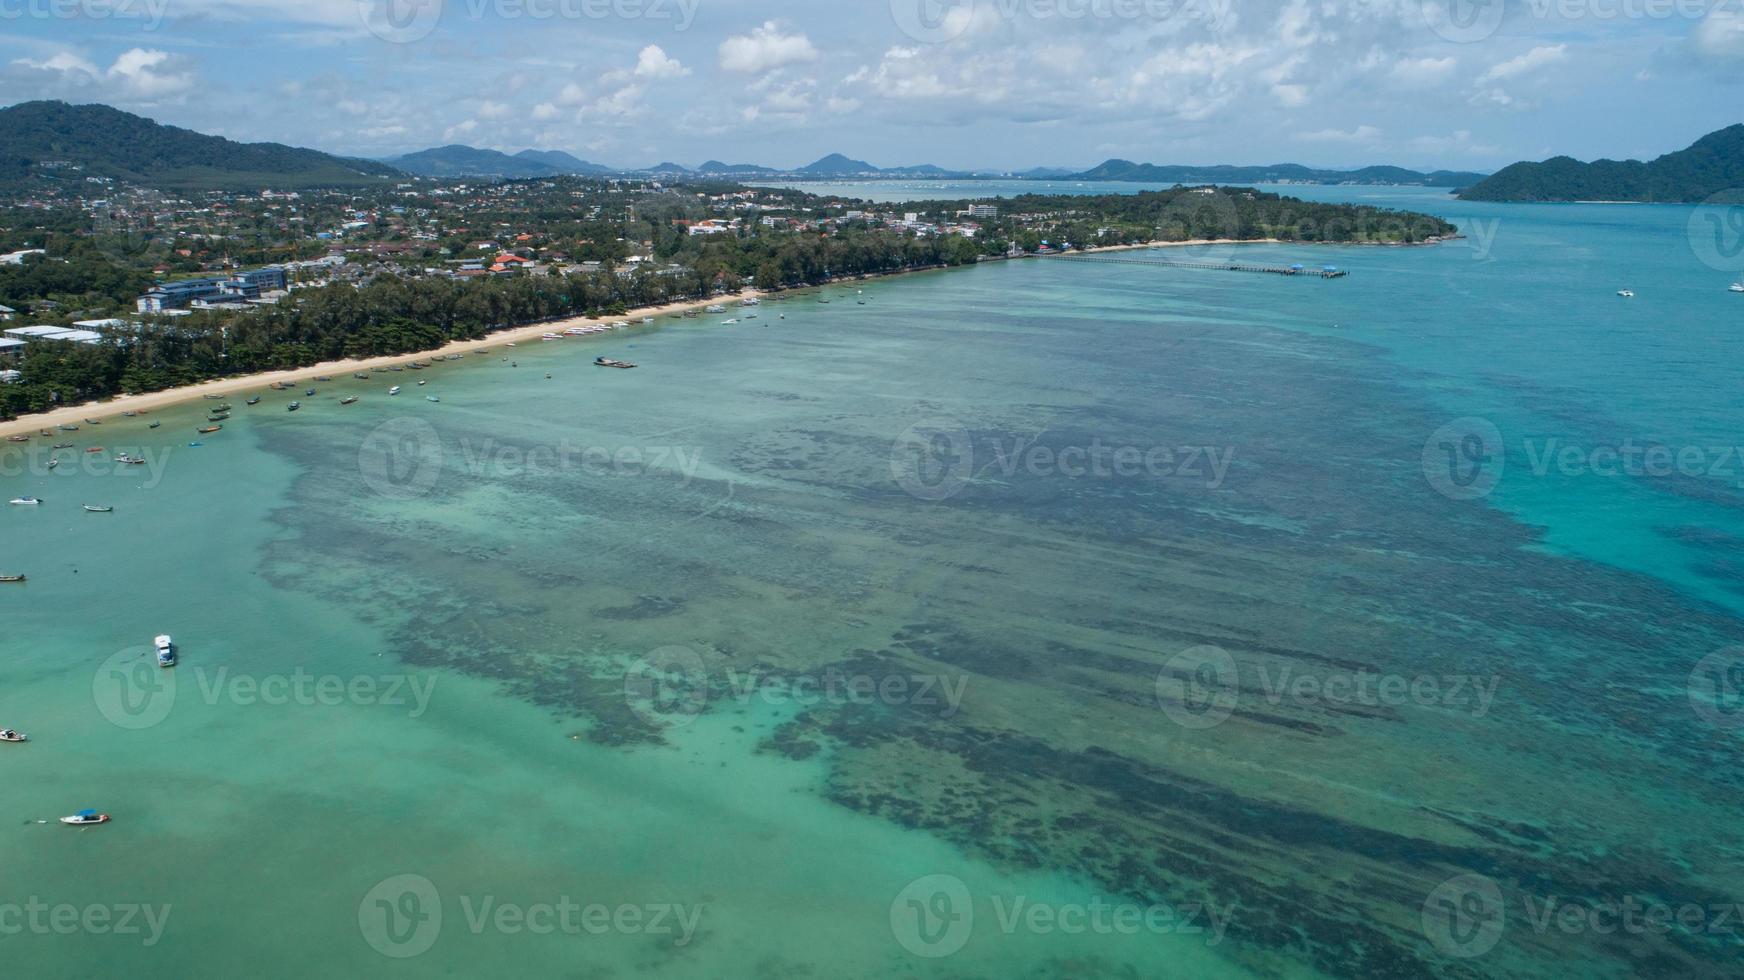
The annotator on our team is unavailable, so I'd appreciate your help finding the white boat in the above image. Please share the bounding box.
[1617,290,1635,298]
[722,318,738,324]
[389,386,402,396]
[0,730,27,743]
[426,395,440,403]
[60,810,109,826]
[1730,282,1744,293]
[8,497,41,506]
[542,333,560,341]
[155,634,176,668]
[706,304,726,313]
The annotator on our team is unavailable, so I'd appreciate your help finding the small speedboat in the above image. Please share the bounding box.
[207,414,230,423]
[59,425,79,432]
[155,634,176,668]
[85,446,103,454]
[46,459,58,470]
[247,397,261,405]
[354,373,370,380]
[83,505,113,513]
[8,497,42,506]
[122,411,137,418]
[52,442,73,450]
[305,389,316,397]
[341,396,359,406]
[1731,282,1744,293]
[149,421,161,429]
[594,357,637,369]
[286,401,301,412]
[60,810,109,826]
[8,435,31,444]
[114,455,145,466]
[198,426,222,434]
[1617,289,1635,298]
[426,395,440,403]
[84,419,102,426]
[203,394,223,400]
[418,380,427,386]
[389,386,402,396]
[0,574,25,583]
[0,729,26,742]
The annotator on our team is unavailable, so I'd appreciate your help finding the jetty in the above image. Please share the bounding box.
[1038,252,1349,278]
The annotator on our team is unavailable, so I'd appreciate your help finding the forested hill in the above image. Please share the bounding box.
[0,101,402,191]
[1458,125,1744,202]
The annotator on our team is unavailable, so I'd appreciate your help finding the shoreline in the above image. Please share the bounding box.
[0,237,1436,439]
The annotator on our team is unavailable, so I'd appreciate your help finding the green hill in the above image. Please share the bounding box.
[0,101,401,191]
[1459,125,1744,202]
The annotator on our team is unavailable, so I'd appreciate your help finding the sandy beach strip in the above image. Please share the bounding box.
[0,237,1368,440]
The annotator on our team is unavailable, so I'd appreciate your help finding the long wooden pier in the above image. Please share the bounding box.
[1037,252,1349,278]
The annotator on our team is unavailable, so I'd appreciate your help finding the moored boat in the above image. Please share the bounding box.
[341,396,359,405]
[0,575,25,583]
[60,810,109,826]
[6,435,27,443]
[9,496,42,506]
[198,426,222,434]
[389,386,402,396]
[84,504,114,512]
[85,446,103,453]
[0,729,26,741]
[247,396,261,405]
[594,357,637,369]
[52,442,73,449]
[286,401,301,412]
[155,634,176,667]
[148,421,161,429]
[426,395,440,403]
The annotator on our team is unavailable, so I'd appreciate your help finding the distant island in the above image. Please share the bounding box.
[1458,124,1744,203]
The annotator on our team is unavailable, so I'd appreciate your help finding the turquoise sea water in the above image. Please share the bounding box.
[3,188,1742,977]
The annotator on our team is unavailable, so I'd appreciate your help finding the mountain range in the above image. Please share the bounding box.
[0,100,398,191]
[1457,124,1744,203]
[382,145,614,179]
[1071,159,1488,187]
[0,101,1493,193]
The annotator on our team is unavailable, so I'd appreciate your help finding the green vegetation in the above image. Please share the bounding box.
[0,101,401,192]
[1459,124,1744,203]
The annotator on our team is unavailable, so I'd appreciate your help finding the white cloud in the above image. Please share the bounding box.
[1295,125,1382,143]
[1691,8,1744,60]
[1390,56,1457,87]
[9,47,194,104]
[1478,45,1568,84]
[531,102,561,121]
[719,21,818,74]
[476,100,513,120]
[633,45,689,80]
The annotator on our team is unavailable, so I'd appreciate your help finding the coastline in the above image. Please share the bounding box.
[0,237,1425,439]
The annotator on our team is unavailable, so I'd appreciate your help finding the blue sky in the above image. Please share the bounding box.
[2,0,1742,171]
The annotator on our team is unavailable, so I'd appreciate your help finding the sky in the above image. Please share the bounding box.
[2,0,1743,172]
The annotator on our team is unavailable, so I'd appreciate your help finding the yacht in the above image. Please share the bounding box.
[389,386,402,396]
[1730,281,1744,293]
[8,497,41,506]
[1617,290,1635,298]
[155,634,176,668]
